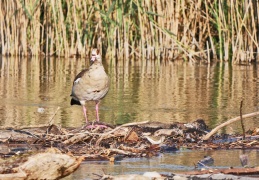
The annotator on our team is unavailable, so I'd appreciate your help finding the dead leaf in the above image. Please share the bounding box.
[125,131,139,141]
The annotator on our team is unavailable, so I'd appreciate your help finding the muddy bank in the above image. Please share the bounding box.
[1,119,259,179]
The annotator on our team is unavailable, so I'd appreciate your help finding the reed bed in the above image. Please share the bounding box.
[0,0,258,63]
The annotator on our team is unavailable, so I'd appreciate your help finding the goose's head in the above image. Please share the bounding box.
[91,48,102,63]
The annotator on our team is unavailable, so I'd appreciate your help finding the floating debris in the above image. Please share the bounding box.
[1,119,259,178]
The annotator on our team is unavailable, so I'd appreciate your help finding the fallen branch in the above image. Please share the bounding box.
[203,111,259,140]
[95,120,149,146]
[119,144,144,153]
[108,148,136,155]
[63,134,90,145]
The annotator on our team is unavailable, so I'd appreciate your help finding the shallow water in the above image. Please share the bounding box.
[0,57,259,133]
[63,149,259,179]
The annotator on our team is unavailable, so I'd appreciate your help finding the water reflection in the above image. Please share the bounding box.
[63,149,259,179]
[0,56,258,133]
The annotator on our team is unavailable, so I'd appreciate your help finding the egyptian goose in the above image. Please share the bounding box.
[70,48,110,123]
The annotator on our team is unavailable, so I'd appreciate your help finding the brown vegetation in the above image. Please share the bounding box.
[1,119,259,179]
[0,1,258,63]
[1,119,259,161]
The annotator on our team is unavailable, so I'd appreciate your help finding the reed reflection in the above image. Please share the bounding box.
[0,57,258,134]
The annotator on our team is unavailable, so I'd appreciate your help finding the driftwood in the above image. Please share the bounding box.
[0,148,83,180]
[203,111,259,140]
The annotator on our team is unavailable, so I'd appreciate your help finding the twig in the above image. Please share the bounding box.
[63,134,90,145]
[48,107,60,126]
[45,107,61,135]
[96,120,149,146]
[0,123,60,130]
[11,129,40,139]
[240,100,245,140]
[108,148,135,155]
[197,161,211,169]
[203,111,259,140]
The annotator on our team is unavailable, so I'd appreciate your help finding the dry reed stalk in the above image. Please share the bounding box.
[0,0,259,63]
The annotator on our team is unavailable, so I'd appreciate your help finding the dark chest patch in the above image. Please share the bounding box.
[73,69,88,83]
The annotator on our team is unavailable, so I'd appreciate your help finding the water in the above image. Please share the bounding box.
[0,57,259,132]
[1,57,259,178]
[63,149,259,179]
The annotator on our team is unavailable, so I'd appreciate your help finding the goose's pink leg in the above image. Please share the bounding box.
[93,100,107,128]
[82,106,88,123]
[95,101,100,122]
[83,101,107,129]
